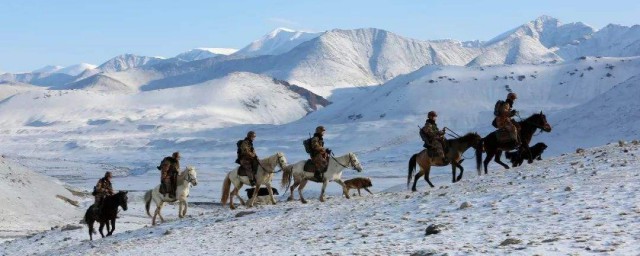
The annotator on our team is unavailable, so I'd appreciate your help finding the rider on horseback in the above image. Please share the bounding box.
[420,111,448,162]
[237,131,259,186]
[158,152,180,198]
[493,92,520,145]
[93,171,114,215]
[310,126,331,181]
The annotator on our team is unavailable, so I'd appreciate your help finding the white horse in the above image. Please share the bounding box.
[144,166,198,225]
[282,152,363,204]
[221,152,288,209]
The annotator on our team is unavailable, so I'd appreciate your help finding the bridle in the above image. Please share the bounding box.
[330,153,359,171]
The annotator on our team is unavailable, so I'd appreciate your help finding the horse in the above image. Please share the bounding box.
[83,191,128,241]
[476,112,552,175]
[220,152,288,209]
[282,152,363,204]
[144,166,198,226]
[407,132,482,191]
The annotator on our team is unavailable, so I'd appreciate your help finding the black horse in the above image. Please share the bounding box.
[84,191,128,241]
[475,112,552,175]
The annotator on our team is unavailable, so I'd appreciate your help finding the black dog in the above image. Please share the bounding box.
[506,142,548,167]
[245,187,279,199]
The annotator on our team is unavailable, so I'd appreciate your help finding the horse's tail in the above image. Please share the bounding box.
[407,154,418,189]
[144,190,152,217]
[475,138,484,173]
[221,173,231,206]
[281,165,292,190]
[83,207,96,235]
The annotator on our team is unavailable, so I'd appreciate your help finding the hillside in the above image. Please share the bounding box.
[2,143,639,254]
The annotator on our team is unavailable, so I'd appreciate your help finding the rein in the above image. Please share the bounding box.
[258,154,286,174]
[330,153,355,170]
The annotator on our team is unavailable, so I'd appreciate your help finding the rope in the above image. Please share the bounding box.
[330,152,352,169]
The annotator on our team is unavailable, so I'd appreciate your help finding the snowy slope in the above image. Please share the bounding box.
[32,65,64,74]
[546,73,640,153]
[557,24,640,59]
[0,157,82,240]
[234,28,322,57]
[175,48,238,61]
[2,143,639,254]
[0,81,45,101]
[0,72,323,130]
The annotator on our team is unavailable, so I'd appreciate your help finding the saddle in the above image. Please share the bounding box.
[303,160,316,173]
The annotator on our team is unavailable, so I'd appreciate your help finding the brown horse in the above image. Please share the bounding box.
[407,132,482,191]
[475,112,552,175]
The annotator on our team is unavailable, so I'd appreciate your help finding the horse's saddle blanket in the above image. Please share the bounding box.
[496,129,516,144]
[303,160,316,173]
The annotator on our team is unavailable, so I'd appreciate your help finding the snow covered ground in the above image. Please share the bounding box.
[2,142,639,255]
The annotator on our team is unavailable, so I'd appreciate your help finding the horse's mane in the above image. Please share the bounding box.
[178,166,195,178]
[449,132,480,142]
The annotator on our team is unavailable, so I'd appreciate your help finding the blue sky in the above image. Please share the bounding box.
[1,0,638,72]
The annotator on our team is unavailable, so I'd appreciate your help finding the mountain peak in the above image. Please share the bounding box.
[534,15,558,24]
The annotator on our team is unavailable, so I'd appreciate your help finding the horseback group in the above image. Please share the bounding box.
[408,92,552,191]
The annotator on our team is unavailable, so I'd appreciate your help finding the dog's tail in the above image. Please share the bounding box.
[221,173,231,206]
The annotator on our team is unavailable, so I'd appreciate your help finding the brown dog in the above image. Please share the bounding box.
[343,177,373,197]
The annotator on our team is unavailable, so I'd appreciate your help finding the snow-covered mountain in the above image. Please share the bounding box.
[56,63,97,76]
[32,65,64,74]
[175,48,238,61]
[97,54,163,73]
[557,24,640,59]
[234,28,322,57]
[468,16,594,66]
[0,72,327,130]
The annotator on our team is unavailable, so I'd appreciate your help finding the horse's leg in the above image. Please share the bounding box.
[424,166,435,188]
[298,179,308,204]
[483,150,495,175]
[248,183,261,208]
[99,222,106,238]
[107,218,115,236]
[234,183,246,206]
[105,221,111,236]
[451,163,457,183]
[456,162,464,182]
[411,168,424,192]
[158,202,166,223]
[182,200,188,217]
[88,220,94,241]
[494,151,510,169]
[266,183,277,205]
[229,183,239,210]
[334,179,349,199]
[319,180,329,202]
[287,179,300,201]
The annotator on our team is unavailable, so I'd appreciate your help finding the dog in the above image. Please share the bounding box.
[343,177,373,197]
[505,142,548,167]
[245,187,279,205]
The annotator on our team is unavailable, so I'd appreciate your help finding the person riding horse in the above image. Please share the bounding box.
[493,92,520,145]
[310,126,331,181]
[237,131,259,186]
[93,171,114,215]
[158,152,180,198]
[420,111,448,162]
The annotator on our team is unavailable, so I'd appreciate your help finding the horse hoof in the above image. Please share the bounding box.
[319,198,325,203]
[457,177,463,182]
[301,199,308,204]
[230,205,236,210]
[287,197,294,202]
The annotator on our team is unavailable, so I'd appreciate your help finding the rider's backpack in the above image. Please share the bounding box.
[92,186,97,196]
[494,100,505,116]
[303,137,313,154]
[235,140,244,164]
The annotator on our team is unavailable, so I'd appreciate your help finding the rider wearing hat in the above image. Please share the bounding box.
[421,111,448,162]
[310,126,330,181]
[494,92,520,144]
[93,171,114,214]
[237,131,259,186]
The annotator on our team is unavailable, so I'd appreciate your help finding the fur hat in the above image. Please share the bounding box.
[315,126,326,133]
[428,111,437,118]
[507,92,518,100]
[247,131,256,138]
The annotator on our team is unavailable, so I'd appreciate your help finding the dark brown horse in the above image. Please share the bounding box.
[475,112,552,175]
[407,132,482,191]
[84,191,128,240]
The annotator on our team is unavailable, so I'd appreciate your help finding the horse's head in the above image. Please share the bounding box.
[276,152,288,170]
[531,111,552,132]
[348,153,363,172]
[117,191,129,211]
[184,166,198,186]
